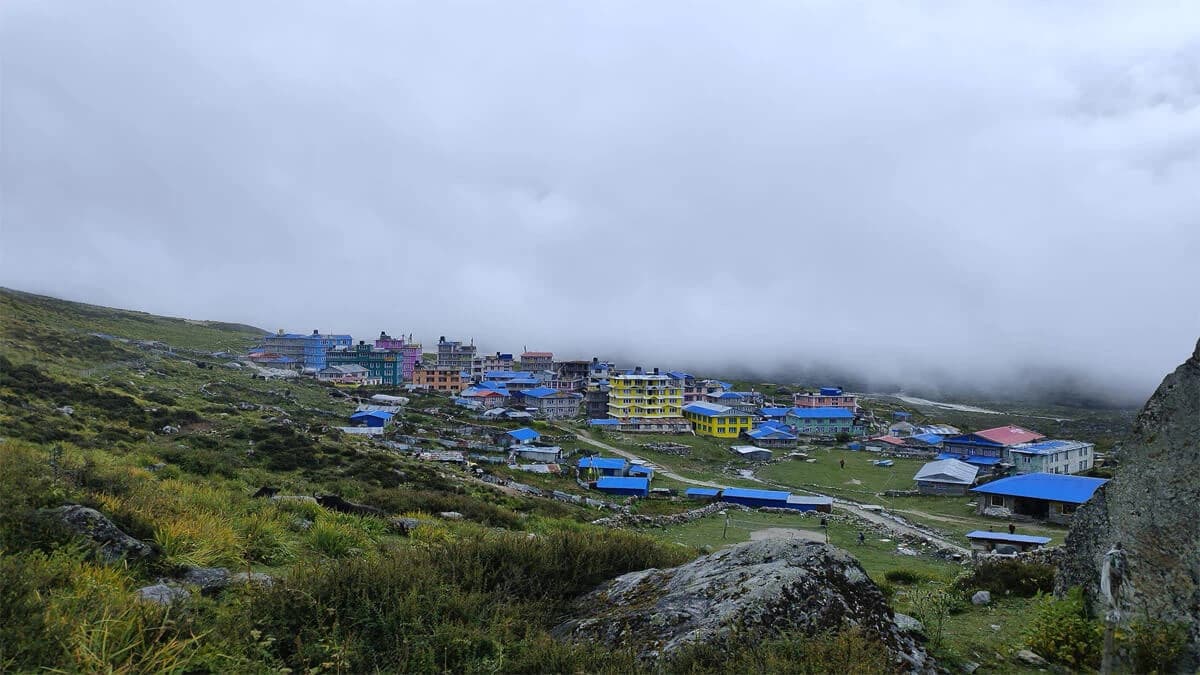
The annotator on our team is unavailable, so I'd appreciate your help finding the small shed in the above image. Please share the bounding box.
[685,487,720,501]
[349,410,394,428]
[720,488,792,509]
[595,476,649,497]
[965,530,1051,553]
[628,464,655,478]
[577,456,628,477]
[589,418,621,428]
[731,445,774,462]
[505,427,541,445]
[514,446,562,463]
[971,473,1108,524]
[913,458,979,496]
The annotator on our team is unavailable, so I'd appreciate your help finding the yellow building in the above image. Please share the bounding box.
[607,367,684,419]
[682,402,755,438]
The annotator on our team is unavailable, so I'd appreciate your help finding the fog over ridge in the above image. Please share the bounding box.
[2,1,1198,406]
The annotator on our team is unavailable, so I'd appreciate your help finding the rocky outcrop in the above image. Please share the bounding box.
[554,539,930,670]
[41,505,154,563]
[1059,338,1200,668]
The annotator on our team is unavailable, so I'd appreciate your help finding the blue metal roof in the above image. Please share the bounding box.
[666,371,693,379]
[943,434,1004,448]
[578,456,627,470]
[685,487,720,497]
[520,386,558,398]
[596,476,649,490]
[966,531,1052,545]
[1009,440,1090,456]
[506,427,540,441]
[746,426,797,441]
[759,407,791,417]
[819,387,843,396]
[787,407,855,419]
[971,473,1108,504]
[722,487,790,501]
[936,452,1002,466]
[628,465,654,476]
[911,433,943,445]
[588,418,620,426]
[350,410,393,420]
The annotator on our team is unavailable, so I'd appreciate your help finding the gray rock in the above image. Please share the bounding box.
[1015,649,1048,667]
[137,583,191,605]
[291,517,314,531]
[1059,338,1200,669]
[971,590,992,606]
[438,511,463,520]
[147,462,167,472]
[161,425,179,434]
[389,517,422,535]
[554,539,930,669]
[231,572,275,587]
[58,405,74,416]
[893,612,924,634]
[42,505,154,563]
[180,566,231,594]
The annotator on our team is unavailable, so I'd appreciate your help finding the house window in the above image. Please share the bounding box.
[990,495,1004,507]
[1061,503,1077,515]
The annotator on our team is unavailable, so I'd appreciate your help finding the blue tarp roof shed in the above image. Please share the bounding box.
[506,427,540,442]
[722,488,790,501]
[911,433,943,445]
[589,418,621,426]
[685,487,720,498]
[965,531,1052,545]
[628,465,654,477]
[578,456,627,470]
[971,473,1108,504]
[595,476,649,496]
[350,410,393,421]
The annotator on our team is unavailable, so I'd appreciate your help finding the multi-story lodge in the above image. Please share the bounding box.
[1006,439,1095,475]
[784,406,863,437]
[411,364,464,393]
[519,351,554,372]
[792,387,858,412]
[517,386,583,420]
[326,341,406,385]
[606,367,690,433]
[682,402,754,438]
[436,336,476,374]
[262,330,352,371]
[374,332,422,381]
[471,352,515,381]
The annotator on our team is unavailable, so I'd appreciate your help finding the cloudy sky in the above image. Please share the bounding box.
[2,1,1198,403]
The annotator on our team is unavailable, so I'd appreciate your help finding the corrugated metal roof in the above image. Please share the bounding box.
[685,487,720,497]
[787,495,834,506]
[971,473,1107,503]
[722,487,790,501]
[759,407,791,417]
[870,435,905,446]
[588,418,621,426]
[965,531,1052,545]
[578,456,627,470]
[910,432,944,445]
[628,465,654,476]
[818,387,843,396]
[787,407,855,419]
[1009,439,1090,455]
[682,402,740,416]
[506,427,540,441]
[974,426,1045,446]
[519,386,559,398]
[350,410,393,420]
[913,459,978,485]
[596,476,649,490]
[746,426,797,440]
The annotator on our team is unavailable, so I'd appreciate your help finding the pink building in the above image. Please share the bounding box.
[375,332,423,381]
[793,387,858,412]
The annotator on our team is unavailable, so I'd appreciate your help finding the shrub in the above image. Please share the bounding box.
[667,626,897,674]
[955,559,1054,598]
[883,568,926,585]
[1124,616,1189,674]
[239,510,296,566]
[1022,588,1101,669]
[305,520,368,559]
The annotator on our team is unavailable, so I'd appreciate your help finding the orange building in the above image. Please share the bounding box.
[411,365,464,393]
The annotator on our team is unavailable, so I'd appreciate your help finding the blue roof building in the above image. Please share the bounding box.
[578,456,628,476]
[1005,439,1096,475]
[628,464,654,478]
[785,406,863,438]
[965,530,1053,553]
[595,476,649,497]
[589,418,621,427]
[744,420,799,448]
[759,406,792,419]
[349,410,394,428]
[685,487,720,499]
[971,473,1107,524]
[505,427,541,444]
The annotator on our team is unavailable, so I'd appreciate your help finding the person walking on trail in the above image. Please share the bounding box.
[857,531,865,545]
[1008,523,1016,535]
[839,458,845,469]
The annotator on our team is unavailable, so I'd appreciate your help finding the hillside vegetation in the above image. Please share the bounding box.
[0,289,896,673]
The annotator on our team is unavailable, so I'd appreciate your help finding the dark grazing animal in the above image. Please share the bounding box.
[315,494,386,518]
[251,486,280,499]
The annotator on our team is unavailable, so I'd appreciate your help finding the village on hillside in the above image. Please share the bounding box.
[241,329,1112,556]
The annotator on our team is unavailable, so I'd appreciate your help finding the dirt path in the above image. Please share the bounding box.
[563,427,969,554]
[749,527,826,543]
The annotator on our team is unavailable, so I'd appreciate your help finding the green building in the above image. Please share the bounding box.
[326,342,405,386]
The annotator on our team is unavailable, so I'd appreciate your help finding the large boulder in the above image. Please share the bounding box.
[554,539,930,670]
[1059,338,1200,669]
[41,504,154,563]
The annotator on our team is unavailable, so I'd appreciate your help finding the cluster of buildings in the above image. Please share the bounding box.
[868,417,1096,481]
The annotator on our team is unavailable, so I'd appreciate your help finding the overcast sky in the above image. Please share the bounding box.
[2,1,1199,403]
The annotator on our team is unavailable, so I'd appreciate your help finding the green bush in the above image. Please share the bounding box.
[1022,588,1101,669]
[1124,616,1189,674]
[666,627,897,674]
[883,569,926,585]
[955,559,1054,598]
